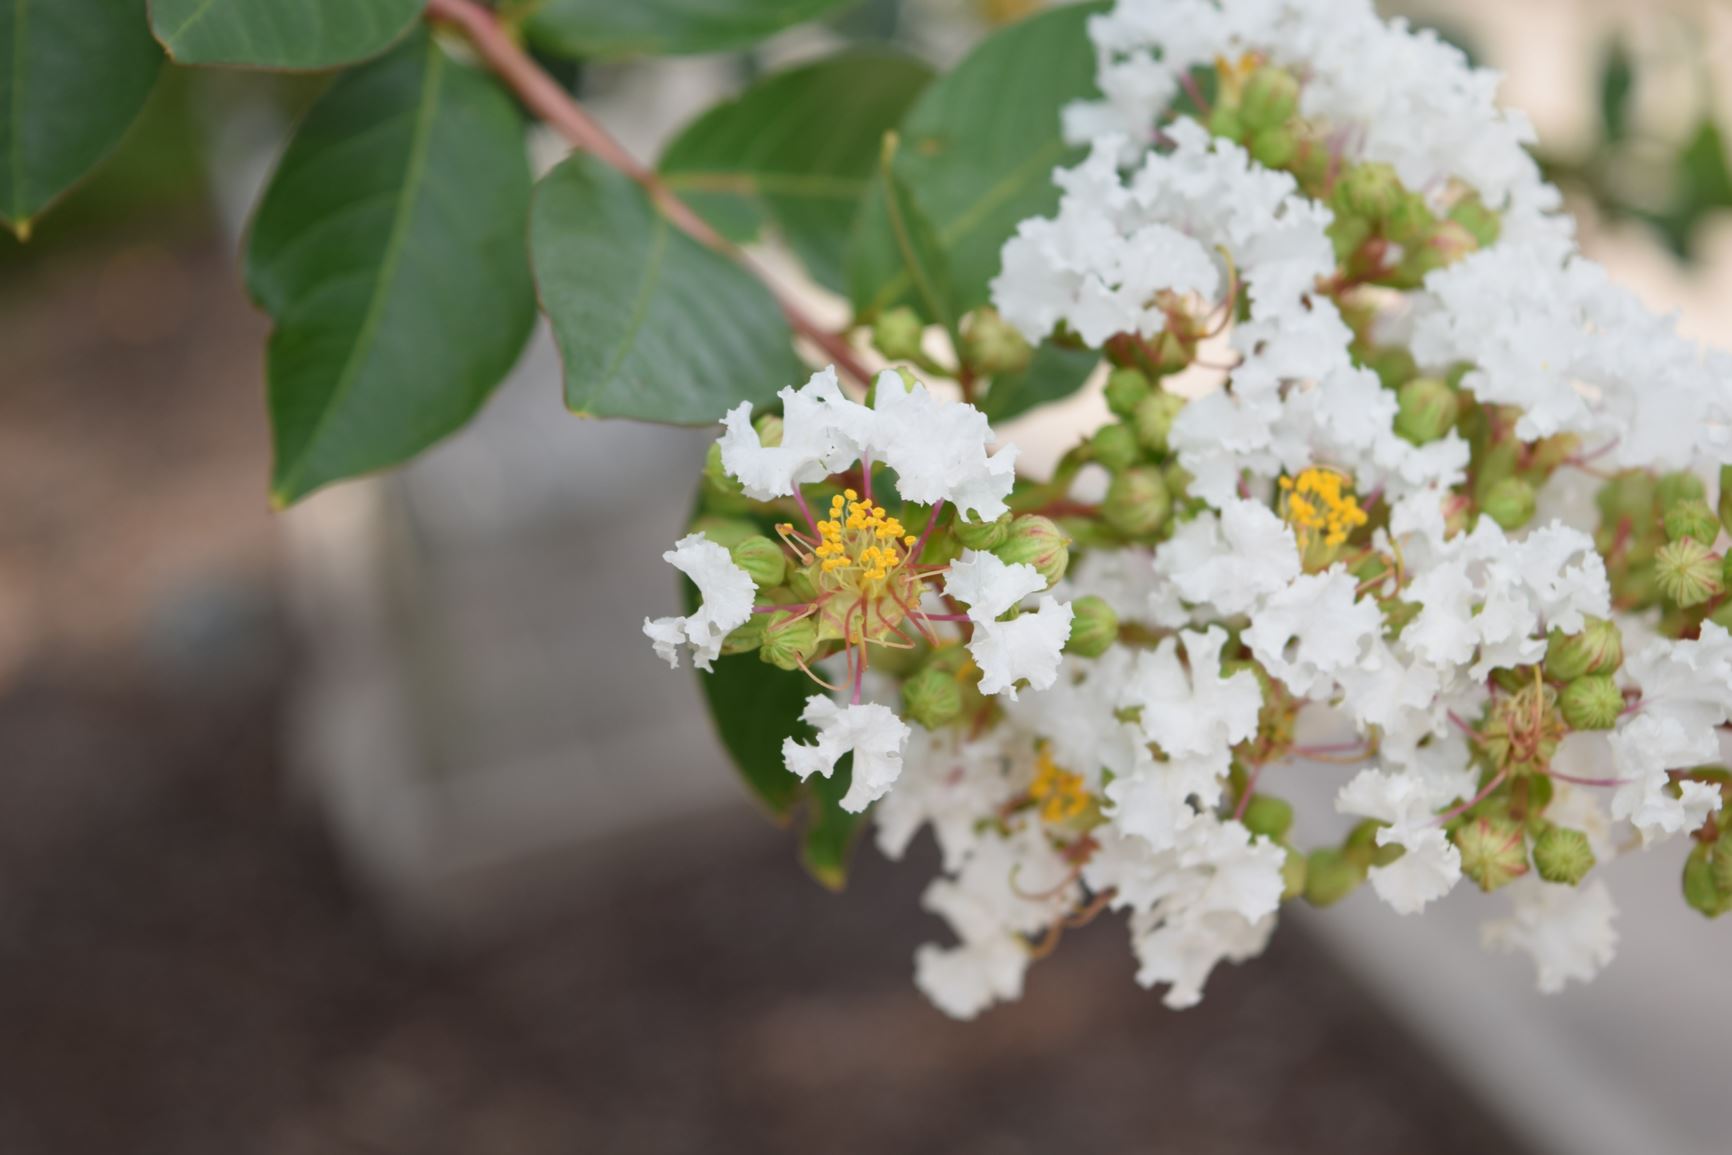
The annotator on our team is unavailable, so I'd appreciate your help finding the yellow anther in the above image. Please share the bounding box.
[844,488,858,501]
[1030,749,1089,825]
[1280,465,1369,551]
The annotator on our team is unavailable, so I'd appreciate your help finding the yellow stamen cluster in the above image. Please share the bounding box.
[1279,466,1369,549]
[813,489,917,585]
[1030,749,1089,825]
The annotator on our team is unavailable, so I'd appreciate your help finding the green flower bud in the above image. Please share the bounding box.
[1560,674,1623,731]
[1664,498,1720,545]
[720,615,766,656]
[1150,329,1193,375]
[1241,67,1300,130]
[1655,537,1724,608]
[1532,826,1596,885]
[1482,476,1537,531]
[963,307,1032,375]
[1206,104,1246,141]
[1104,367,1152,418]
[1103,466,1172,537]
[1065,595,1119,658]
[1657,470,1706,511]
[689,515,761,551]
[1333,161,1402,221]
[1249,125,1297,169]
[1682,842,1728,919]
[1596,470,1658,526]
[902,664,963,730]
[1453,816,1530,892]
[872,306,926,362]
[1132,390,1186,455]
[730,536,787,589]
[993,515,1070,588]
[1329,214,1372,265]
[754,412,784,448]
[788,563,819,602]
[1361,345,1418,390]
[1282,847,1308,901]
[1241,794,1294,841]
[1304,848,1366,907]
[954,511,1012,551]
[1544,617,1623,682]
[1448,193,1502,248]
[1394,376,1461,445]
[1164,462,1193,504]
[702,442,745,501]
[759,615,820,671]
[1720,464,1732,535]
[1090,422,1142,472]
[1344,818,1403,868]
[1385,191,1438,248]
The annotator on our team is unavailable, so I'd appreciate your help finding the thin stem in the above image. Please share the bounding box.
[423,0,876,387]
[910,499,946,561]
[790,486,820,537]
[913,611,973,623]
[1436,768,1508,824]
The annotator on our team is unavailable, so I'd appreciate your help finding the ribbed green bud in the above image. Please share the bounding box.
[1657,470,1706,511]
[720,615,765,657]
[1449,193,1502,248]
[1683,842,1728,918]
[1532,826,1596,885]
[872,306,925,361]
[1104,367,1152,418]
[730,536,786,589]
[1482,476,1537,531]
[954,511,1012,551]
[1241,66,1300,130]
[703,442,745,500]
[993,515,1070,588]
[1132,391,1186,455]
[1362,346,1419,390]
[1281,847,1308,901]
[1560,674,1623,731]
[1453,816,1530,892]
[963,307,1032,375]
[1090,422,1141,472]
[1596,470,1658,525]
[788,563,819,602]
[754,412,784,447]
[1663,498,1720,545]
[1544,617,1622,682]
[689,516,761,551]
[902,664,963,730]
[1720,465,1732,535]
[1164,462,1193,504]
[1241,794,1294,840]
[1065,595,1119,658]
[1103,466,1172,537]
[1655,537,1724,608]
[1303,848,1366,907]
[1385,191,1438,248]
[1394,376,1460,445]
[1333,161,1402,221]
[1249,125,1297,169]
[1206,104,1245,141]
[759,616,820,671]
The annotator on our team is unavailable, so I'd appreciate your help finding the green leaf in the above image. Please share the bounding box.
[847,1,1104,322]
[531,152,806,423]
[981,342,1099,424]
[1599,36,1634,145]
[248,30,536,505]
[693,651,809,820]
[802,754,865,890]
[0,0,163,236]
[151,0,423,70]
[659,50,932,293]
[871,130,957,338]
[526,0,860,58]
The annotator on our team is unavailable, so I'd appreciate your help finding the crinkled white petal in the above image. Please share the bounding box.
[944,550,1047,623]
[641,533,756,672]
[1481,877,1619,994]
[781,696,911,813]
[970,597,1074,700]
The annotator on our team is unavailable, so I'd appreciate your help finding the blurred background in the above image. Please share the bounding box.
[1,0,1729,1152]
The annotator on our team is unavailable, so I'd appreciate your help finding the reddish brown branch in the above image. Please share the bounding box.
[424,0,876,387]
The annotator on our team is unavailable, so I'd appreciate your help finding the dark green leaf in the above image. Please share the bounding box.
[802,754,865,890]
[659,50,932,292]
[981,342,1099,423]
[151,0,423,70]
[0,0,162,236]
[248,30,536,505]
[1599,36,1634,145]
[692,651,809,820]
[531,152,806,423]
[847,1,1104,322]
[526,0,860,58]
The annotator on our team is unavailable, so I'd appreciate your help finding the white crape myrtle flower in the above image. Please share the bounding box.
[1245,566,1383,699]
[642,533,756,672]
[1336,767,1464,915]
[1607,624,1732,845]
[1153,499,1299,619]
[915,825,1078,1019]
[944,550,1075,700]
[876,730,1023,873]
[782,696,912,814]
[1482,877,1620,994]
[1004,649,1147,787]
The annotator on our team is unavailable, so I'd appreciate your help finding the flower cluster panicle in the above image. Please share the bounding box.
[647,0,1732,1020]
